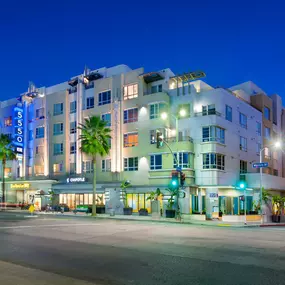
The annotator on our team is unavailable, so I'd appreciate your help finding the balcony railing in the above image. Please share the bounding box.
[143,90,168,96]
[194,110,221,117]
[164,136,193,143]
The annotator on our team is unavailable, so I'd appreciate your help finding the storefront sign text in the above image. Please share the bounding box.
[66,177,86,183]
[13,106,24,153]
[11,183,30,189]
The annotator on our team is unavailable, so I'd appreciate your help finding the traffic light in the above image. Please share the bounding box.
[156,131,163,148]
[237,180,247,190]
[170,171,179,189]
[180,172,186,187]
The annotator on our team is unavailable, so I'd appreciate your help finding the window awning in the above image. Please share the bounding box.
[141,72,164,83]
[171,71,206,82]
[84,72,103,81]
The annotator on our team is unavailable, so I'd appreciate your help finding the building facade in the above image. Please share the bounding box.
[0,64,284,218]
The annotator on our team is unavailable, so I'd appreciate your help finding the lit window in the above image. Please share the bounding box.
[203,153,225,170]
[240,136,247,151]
[4,116,12,127]
[53,143,63,155]
[124,108,138,123]
[53,103,63,116]
[102,159,111,172]
[124,157,138,171]
[124,83,138,100]
[53,163,63,173]
[124,132,138,147]
[86,97,94,109]
[101,113,111,126]
[98,90,111,106]
[4,167,12,178]
[202,126,225,144]
[34,165,44,175]
[264,147,270,159]
[35,127,44,139]
[53,123,63,135]
[150,154,162,170]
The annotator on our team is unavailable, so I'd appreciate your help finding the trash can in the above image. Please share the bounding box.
[110,209,115,216]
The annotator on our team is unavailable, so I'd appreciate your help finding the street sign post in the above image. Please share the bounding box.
[252,162,268,168]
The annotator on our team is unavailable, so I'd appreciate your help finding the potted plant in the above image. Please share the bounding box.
[121,180,132,215]
[165,195,176,218]
[250,201,260,215]
[139,208,148,216]
[96,194,105,214]
[271,195,285,223]
[146,188,163,215]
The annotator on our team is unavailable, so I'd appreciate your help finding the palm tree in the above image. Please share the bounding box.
[0,134,17,204]
[78,116,111,216]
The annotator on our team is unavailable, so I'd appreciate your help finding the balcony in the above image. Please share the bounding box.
[194,110,221,117]
[164,136,193,143]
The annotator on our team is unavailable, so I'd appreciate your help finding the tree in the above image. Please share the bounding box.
[78,116,111,216]
[0,134,17,203]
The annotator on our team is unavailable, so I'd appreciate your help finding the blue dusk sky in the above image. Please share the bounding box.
[0,0,284,101]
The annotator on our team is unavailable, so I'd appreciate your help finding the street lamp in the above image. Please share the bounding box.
[161,109,186,143]
[259,141,282,223]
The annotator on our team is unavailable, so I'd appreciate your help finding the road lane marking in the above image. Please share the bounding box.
[0,223,101,230]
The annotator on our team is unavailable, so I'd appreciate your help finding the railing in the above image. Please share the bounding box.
[143,90,168,96]
[194,110,221,117]
[124,142,138,147]
[164,136,193,143]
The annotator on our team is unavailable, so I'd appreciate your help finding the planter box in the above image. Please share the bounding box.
[96,206,105,214]
[123,207,133,215]
[272,215,281,223]
[166,209,175,218]
[182,214,206,221]
[139,209,148,216]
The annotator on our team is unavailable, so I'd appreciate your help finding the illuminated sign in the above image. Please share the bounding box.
[66,177,86,183]
[13,106,24,153]
[11,183,30,189]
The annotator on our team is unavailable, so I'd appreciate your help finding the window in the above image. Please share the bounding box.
[124,157,138,171]
[53,103,63,116]
[36,108,45,119]
[239,112,247,129]
[149,103,167,119]
[256,143,261,154]
[256,122,261,136]
[202,104,216,115]
[70,101,77,114]
[225,105,232,122]
[4,116,12,127]
[86,97,94,109]
[70,163,76,174]
[240,136,247,151]
[102,159,111,172]
[36,127,44,139]
[36,145,44,155]
[151,84,162,94]
[202,126,225,144]
[29,130,33,141]
[101,113,111,126]
[70,121,77,134]
[70,142,76,154]
[124,83,138,100]
[98,90,111,106]
[173,152,193,169]
[124,108,138,123]
[124,132,138,147]
[264,106,270,120]
[54,143,63,155]
[53,163,63,173]
[4,167,12,178]
[264,127,271,139]
[203,153,225,170]
[240,160,247,174]
[34,165,44,176]
[273,169,278,176]
[53,123,63,135]
[82,161,93,173]
[264,147,270,159]
[150,154,162,170]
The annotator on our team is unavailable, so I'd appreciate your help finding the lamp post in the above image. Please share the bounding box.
[161,109,186,143]
[259,141,281,224]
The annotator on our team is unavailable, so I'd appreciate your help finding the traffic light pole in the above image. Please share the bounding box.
[159,137,179,167]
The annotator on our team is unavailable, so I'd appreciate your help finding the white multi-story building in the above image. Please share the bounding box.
[0,64,284,219]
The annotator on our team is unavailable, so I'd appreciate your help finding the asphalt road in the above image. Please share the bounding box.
[1,211,285,285]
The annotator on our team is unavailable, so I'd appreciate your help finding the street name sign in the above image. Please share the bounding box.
[252,162,268,168]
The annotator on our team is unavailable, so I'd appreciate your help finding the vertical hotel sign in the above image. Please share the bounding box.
[13,105,24,160]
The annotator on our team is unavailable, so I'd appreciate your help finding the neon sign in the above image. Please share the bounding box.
[13,106,24,153]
